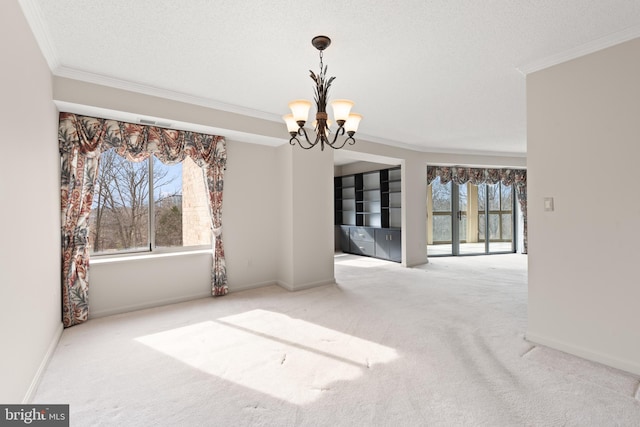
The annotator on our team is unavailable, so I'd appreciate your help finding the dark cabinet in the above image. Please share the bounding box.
[338,225,351,253]
[337,225,402,262]
[335,167,402,262]
[349,226,376,257]
[375,229,401,262]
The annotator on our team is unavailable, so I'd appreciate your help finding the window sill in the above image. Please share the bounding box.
[90,248,212,265]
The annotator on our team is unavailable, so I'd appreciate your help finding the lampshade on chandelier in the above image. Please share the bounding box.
[283,35,362,150]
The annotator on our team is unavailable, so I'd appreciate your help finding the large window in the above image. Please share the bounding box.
[89,150,211,255]
[428,179,516,256]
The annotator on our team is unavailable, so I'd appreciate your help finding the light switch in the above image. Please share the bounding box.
[544,197,554,212]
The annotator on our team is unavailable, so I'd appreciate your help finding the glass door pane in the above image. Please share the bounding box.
[488,182,514,253]
[428,176,453,256]
[459,183,486,255]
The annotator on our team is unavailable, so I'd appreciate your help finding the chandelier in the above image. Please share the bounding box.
[283,35,362,150]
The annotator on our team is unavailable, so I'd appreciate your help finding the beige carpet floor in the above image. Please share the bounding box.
[34,254,640,426]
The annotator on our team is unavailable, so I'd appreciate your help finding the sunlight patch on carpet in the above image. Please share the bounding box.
[135,310,398,404]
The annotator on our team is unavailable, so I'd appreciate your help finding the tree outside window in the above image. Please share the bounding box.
[89,150,210,255]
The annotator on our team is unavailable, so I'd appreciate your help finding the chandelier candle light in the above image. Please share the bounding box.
[283,35,362,150]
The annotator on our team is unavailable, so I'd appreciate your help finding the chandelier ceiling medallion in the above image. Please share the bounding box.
[283,35,362,150]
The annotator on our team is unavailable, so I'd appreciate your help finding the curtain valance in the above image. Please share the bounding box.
[427,165,525,187]
[58,113,226,167]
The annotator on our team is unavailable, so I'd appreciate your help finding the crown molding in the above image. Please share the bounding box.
[517,24,640,75]
[18,0,60,71]
[356,132,526,158]
[54,66,282,123]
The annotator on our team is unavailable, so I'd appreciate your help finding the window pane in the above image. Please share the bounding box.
[458,184,468,211]
[431,177,451,212]
[478,185,486,210]
[488,184,500,211]
[501,184,513,211]
[501,214,513,240]
[478,213,486,240]
[153,158,183,248]
[90,152,212,255]
[433,215,452,242]
[90,149,149,254]
[459,214,467,242]
[489,214,500,240]
[155,156,212,248]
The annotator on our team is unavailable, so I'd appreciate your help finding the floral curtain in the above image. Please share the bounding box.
[513,170,527,254]
[59,113,227,327]
[427,165,528,254]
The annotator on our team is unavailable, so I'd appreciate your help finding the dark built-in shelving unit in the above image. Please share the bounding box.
[335,167,401,262]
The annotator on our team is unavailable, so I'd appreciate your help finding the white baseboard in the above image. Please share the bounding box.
[229,280,277,293]
[277,278,336,292]
[23,322,63,404]
[525,332,640,377]
[89,292,211,319]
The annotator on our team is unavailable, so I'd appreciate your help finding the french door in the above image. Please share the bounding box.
[427,176,516,256]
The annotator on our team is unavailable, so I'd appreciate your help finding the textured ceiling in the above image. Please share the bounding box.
[21,0,640,156]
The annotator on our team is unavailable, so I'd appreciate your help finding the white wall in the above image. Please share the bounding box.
[90,252,212,318]
[0,0,61,403]
[401,157,428,267]
[277,145,295,287]
[527,37,640,375]
[223,140,279,289]
[278,144,335,290]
